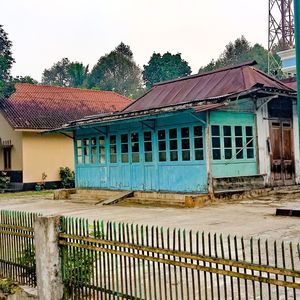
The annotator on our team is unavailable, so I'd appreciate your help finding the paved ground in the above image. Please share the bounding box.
[0,189,299,242]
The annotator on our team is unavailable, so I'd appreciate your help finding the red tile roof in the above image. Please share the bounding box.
[0,84,131,130]
[123,61,293,113]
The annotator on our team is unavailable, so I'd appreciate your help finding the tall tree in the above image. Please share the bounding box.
[198,36,280,76]
[42,58,72,87]
[0,25,15,98]
[115,42,133,59]
[88,43,143,98]
[142,52,191,89]
[42,58,89,88]
[68,62,89,88]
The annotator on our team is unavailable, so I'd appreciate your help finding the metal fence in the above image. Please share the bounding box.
[59,217,300,300]
[0,210,38,287]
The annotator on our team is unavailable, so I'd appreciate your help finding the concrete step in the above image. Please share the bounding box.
[121,197,186,207]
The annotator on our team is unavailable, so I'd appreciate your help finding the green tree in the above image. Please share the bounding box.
[13,75,38,84]
[142,52,192,89]
[42,58,72,87]
[198,36,281,76]
[88,43,143,98]
[0,25,15,99]
[42,58,89,88]
[68,62,89,88]
[115,42,133,59]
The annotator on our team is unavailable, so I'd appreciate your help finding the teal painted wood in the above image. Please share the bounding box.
[74,112,208,193]
[210,111,257,178]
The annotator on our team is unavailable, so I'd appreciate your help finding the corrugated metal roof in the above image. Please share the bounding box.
[193,103,225,112]
[122,61,293,113]
[0,84,131,130]
[281,77,297,90]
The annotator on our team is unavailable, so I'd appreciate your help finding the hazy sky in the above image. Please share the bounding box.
[1,0,268,81]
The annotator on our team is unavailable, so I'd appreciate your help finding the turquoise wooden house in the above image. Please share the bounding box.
[56,61,298,194]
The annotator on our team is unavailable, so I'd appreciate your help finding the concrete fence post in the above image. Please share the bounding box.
[34,215,64,300]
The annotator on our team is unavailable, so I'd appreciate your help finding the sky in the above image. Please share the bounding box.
[1,0,268,81]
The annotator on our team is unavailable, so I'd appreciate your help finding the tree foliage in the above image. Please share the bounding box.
[88,43,143,98]
[198,36,281,76]
[142,52,192,89]
[0,25,15,99]
[42,58,72,87]
[68,62,89,88]
[13,75,38,84]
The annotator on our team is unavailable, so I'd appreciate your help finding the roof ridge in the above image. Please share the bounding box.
[153,60,257,87]
[15,83,130,96]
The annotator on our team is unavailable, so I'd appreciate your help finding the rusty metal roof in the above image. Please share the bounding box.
[123,61,293,113]
[281,77,297,90]
[193,103,225,112]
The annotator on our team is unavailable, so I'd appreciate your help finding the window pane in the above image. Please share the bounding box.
[194,126,202,137]
[99,136,105,163]
[169,128,177,139]
[145,152,152,162]
[182,139,190,150]
[159,152,166,162]
[194,137,203,149]
[158,130,165,140]
[213,149,221,160]
[246,126,253,136]
[182,150,190,161]
[110,135,117,163]
[83,138,89,163]
[246,137,253,147]
[212,125,220,136]
[145,141,152,152]
[235,137,243,148]
[121,134,128,143]
[181,127,189,138]
[170,140,178,150]
[121,153,128,163]
[131,133,139,163]
[195,149,203,160]
[212,137,220,148]
[225,149,232,159]
[110,135,116,144]
[223,126,231,136]
[144,131,152,141]
[159,141,166,151]
[236,149,243,159]
[235,126,242,136]
[170,151,178,161]
[77,139,82,147]
[247,149,254,159]
[144,132,153,162]
[144,152,152,161]
[224,137,232,148]
[121,144,128,153]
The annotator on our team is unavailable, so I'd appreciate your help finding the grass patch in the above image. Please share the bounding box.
[0,190,54,198]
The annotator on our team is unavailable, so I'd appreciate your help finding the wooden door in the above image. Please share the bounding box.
[269,120,294,183]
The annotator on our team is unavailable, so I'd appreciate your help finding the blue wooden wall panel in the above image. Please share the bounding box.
[74,111,208,193]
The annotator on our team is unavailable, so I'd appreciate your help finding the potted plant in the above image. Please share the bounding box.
[59,167,75,188]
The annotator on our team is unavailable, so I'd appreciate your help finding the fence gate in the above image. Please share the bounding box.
[58,217,300,300]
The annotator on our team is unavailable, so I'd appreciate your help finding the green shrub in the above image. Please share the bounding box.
[59,167,75,188]
[0,278,19,295]
[0,172,9,190]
